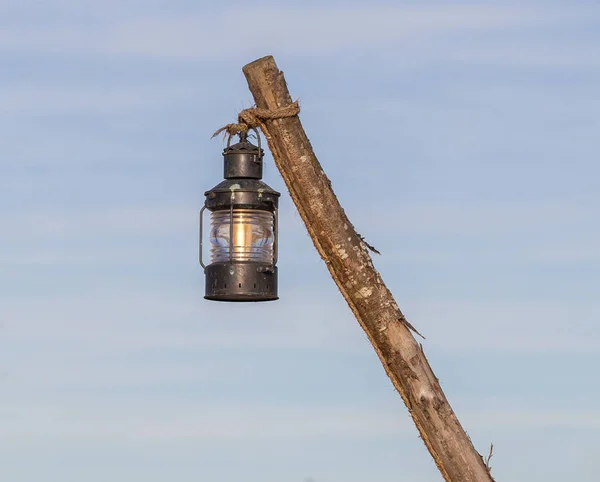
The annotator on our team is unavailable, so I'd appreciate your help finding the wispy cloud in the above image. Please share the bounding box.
[0,84,207,115]
[3,283,599,355]
[2,401,410,444]
[366,199,598,236]
[0,206,191,239]
[4,392,599,446]
[409,299,600,354]
[465,409,600,430]
[1,290,362,353]
[0,4,597,66]
[347,197,600,266]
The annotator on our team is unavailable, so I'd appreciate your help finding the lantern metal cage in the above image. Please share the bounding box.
[200,129,280,302]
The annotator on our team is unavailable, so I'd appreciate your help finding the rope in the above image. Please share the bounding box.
[212,100,300,139]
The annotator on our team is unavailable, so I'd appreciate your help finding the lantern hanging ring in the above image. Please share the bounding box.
[226,126,262,154]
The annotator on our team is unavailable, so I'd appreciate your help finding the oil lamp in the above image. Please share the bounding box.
[200,129,280,301]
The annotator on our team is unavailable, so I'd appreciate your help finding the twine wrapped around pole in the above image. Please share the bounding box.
[212,100,300,138]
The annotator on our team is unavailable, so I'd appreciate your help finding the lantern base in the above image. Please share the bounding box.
[204,262,278,302]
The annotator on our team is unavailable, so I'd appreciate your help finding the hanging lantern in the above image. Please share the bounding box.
[200,129,280,302]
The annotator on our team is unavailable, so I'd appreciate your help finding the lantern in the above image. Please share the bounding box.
[200,129,280,301]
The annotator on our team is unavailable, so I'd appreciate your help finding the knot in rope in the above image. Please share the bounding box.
[212,100,300,139]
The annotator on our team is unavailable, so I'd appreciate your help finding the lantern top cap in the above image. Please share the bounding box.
[223,131,263,158]
[222,131,264,180]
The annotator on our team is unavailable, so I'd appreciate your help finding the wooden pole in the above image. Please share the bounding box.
[242,55,494,482]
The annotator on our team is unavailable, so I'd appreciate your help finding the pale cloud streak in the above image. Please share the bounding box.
[2,284,599,354]
[0,84,208,115]
[409,299,600,354]
[0,206,191,239]
[0,4,597,67]
[4,392,599,446]
[1,401,410,444]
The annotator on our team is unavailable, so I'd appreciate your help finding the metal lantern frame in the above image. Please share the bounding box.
[200,129,281,302]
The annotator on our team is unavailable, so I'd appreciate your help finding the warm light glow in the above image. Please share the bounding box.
[210,209,274,263]
[231,214,254,258]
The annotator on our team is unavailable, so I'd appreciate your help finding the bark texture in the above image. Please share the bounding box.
[242,55,494,482]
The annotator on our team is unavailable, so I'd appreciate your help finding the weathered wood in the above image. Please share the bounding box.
[242,55,494,482]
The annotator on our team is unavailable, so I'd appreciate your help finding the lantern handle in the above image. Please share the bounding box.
[229,202,234,262]
[199,206,207,269]
[226,127,263,159]
[272,206,278,267]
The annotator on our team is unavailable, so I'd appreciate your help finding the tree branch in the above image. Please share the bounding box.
[242,55,494,482]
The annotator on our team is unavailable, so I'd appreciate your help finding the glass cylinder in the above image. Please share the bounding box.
[209,209,275,263]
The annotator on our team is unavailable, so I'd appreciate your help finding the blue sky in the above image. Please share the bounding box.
[1,1,600,481]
